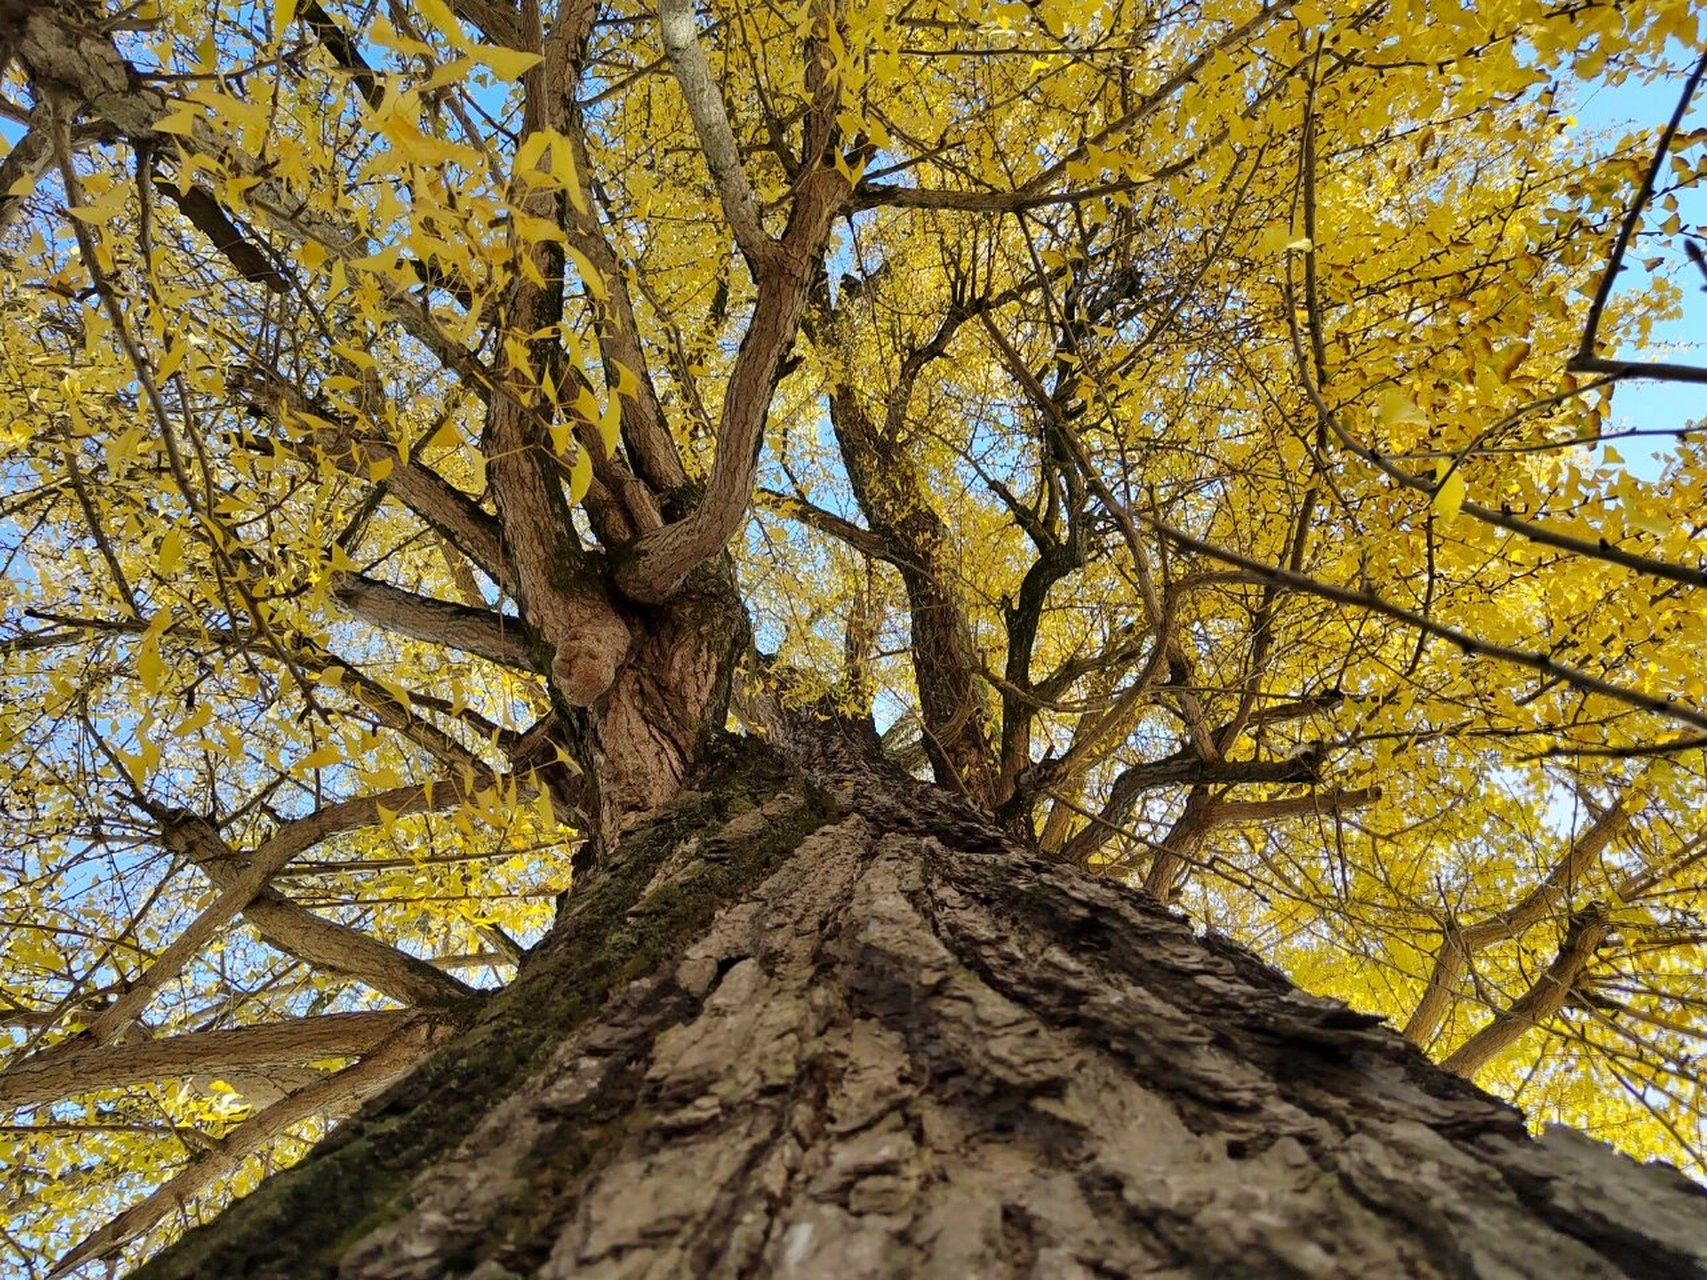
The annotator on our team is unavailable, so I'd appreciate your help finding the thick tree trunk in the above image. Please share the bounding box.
[136,734,1707,1280]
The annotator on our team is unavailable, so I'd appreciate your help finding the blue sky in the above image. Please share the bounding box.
[1566,52,1707,480]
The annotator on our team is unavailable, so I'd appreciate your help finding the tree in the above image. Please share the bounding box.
[1,0,1706,1272]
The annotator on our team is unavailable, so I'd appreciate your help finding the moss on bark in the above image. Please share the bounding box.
[135,736,837,1280]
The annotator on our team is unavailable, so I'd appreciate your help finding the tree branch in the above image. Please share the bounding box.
[1573,49,1707,367]
[1403,799,1630,1047]
[657,0,774,271]
[0,109,51,238]
[612,161,847,603]
[333,574,535,671]
[1441,904,1612,1077]
[0,1010,419,1111]
[160,811,477,1008]
[47,1019,449,1277]
[1148,516,1707,734]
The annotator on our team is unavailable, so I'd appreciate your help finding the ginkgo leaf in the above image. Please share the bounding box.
[1376,390,1428,428]
[1256,224,1314,255]
[567,447,592,503]
[298,745,346,771]
[65,185,129,224]
[414,0,468,49]
[173,703,213,736]
[1432,463,1467,521]
[475,46,543,80]
[153,106,200,136]
[138,639,165,692]
[1625,502,1670,538]
[157,527,186,576]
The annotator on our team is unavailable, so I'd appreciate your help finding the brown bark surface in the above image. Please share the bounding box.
[135,733,1707,1280]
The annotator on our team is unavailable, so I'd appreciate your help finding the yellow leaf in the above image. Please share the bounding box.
[571,384,601,426]
[154,106,200,137]
[533,786,557,833]
[1496,341,1531,379]
[276,0,298,33]
[550,136,587,213]
[476,45,543,80]
[1432,462,1466,522]
[10,932,65,971]
[607,361,637,401]
[139,641,165,692]
[1625,501,1669,538]
[1376,390,1428,428]
[599,394,621,454]
[156,341,189,382]
[1256,224,1304,255]
[299,745,345,771]
[174,703,213,737]
[565,246,605,300]
[567,446,592,503]
[121,715,161,787]
[66,184,129,225]
[415,0,466,45]
[420,56,475,93]
[157,526,185,576]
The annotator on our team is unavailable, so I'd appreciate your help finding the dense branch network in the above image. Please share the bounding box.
[0,0,1705,1270]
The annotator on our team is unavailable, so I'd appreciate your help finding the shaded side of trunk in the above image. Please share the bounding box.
[137,736,1707,1280]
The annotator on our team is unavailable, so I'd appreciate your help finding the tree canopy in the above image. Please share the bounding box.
[1,0,1705,1272]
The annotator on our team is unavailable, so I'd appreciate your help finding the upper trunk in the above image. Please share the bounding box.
[571,561,749,841]
[135,729,1707,1280]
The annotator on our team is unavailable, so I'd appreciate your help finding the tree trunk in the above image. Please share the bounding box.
[135,734,1707,1280]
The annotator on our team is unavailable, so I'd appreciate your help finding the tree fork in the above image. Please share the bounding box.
[134,731,1707,1280]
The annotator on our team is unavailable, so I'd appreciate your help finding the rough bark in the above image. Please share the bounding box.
[135,733,1707,1280]
[573,562,751,838]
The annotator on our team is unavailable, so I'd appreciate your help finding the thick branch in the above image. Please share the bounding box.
[613,165,846,603]
[1441,905,1613,1077]
[333,574,535,671]
[657,0,773,270]
[449,0,524,47]
[0,1011,418,1111]
[73,776,495,1048]
[823,379,995,804]
[756,488,902,565]
[161,811,476,1008]
[1058,752,1326,866]
[301,0,382,108]
[0,111,51,238]
[1404,800,1630,1047]
[49,1024,445,1278]
[1203,785,1382,827]
[159,183,288,292]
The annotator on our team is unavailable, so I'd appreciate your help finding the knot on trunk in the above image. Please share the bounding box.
[549,599,632,705]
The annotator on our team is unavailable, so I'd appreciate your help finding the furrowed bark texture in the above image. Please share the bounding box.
[137,736,1707,1280]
